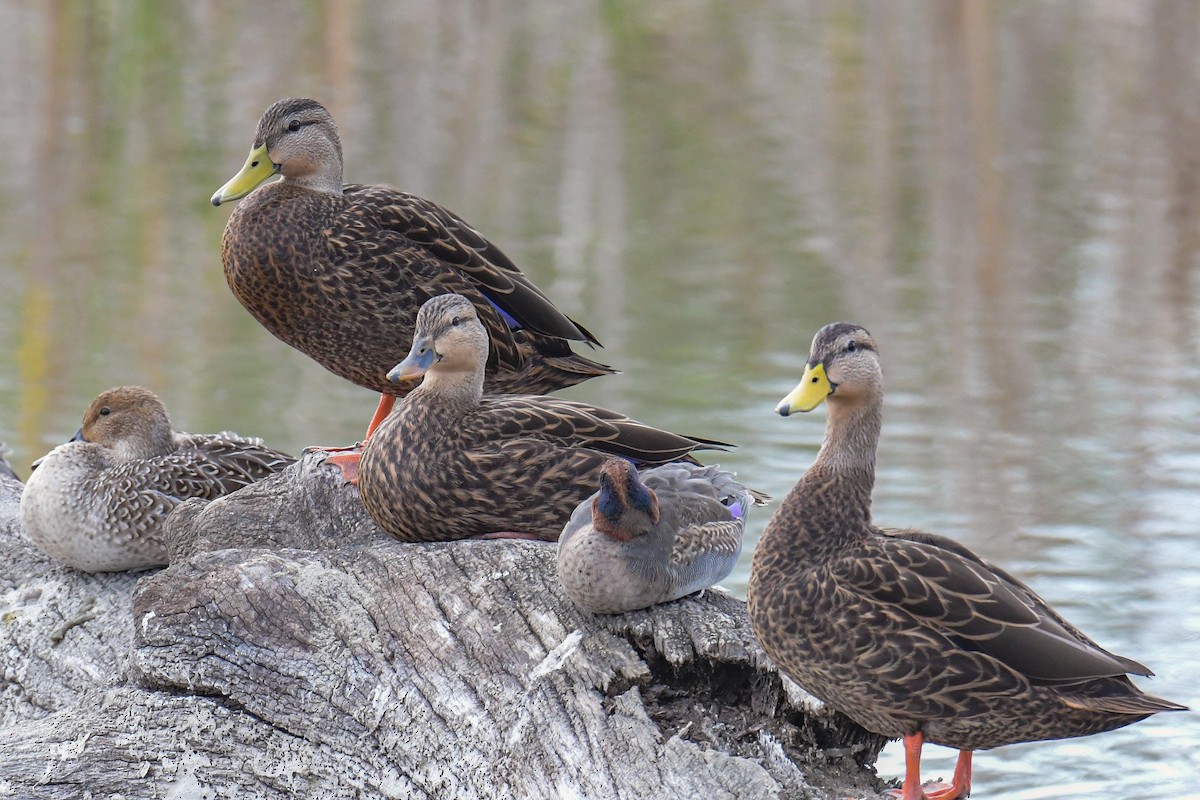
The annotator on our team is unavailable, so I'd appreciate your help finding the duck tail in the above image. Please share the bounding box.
[1061,676,1188,716]
[492,352,618,395]
[748,488,772,506]
[543,351,620,382]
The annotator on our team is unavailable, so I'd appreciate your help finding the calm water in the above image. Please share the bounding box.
[1,2,1197,797]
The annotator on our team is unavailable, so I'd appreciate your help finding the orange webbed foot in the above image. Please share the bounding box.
[302,392,398,485]
[922,781,966,800]
[304,445,364,485]
[884,780,959,800]
[925,750,970,799]
[886,734,971,800]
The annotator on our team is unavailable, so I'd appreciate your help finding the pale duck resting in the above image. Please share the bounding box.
[20,386,293,572]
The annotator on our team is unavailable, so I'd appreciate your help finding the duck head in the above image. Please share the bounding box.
[591,459,660,542]
[387,293,490,389]
[777,322,881,415]
[212,97,344,205]
[75,386,175,462]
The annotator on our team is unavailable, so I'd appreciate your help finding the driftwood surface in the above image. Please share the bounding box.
[0,452,889,799]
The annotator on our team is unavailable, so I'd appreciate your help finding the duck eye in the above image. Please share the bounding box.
[450,316,462,327]
[99,407,111,416]
[288,119,301,132]
[847,340,857,353]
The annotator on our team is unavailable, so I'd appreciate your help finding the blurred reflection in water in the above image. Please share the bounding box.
[0,3,1197,798]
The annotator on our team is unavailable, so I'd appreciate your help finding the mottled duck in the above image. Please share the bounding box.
[747,322,1185,799]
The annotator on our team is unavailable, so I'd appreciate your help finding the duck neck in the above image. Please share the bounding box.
[811,392,882,490]
[280,137,344,196]
[775,392,882,555]
[111,427,176,463]
[408,365,486,420]
[283,161,343,195]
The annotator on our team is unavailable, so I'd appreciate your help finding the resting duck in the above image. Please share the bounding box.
[557,458,764,614]
[211,97,614,478]
[358,294,728,543]
[747,322,1185,800]
[20,386,293,572]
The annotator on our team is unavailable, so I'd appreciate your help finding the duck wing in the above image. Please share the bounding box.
[882,528,1142,664]
[843,531,1151,684]
[635,463,752,566]
[472,396,730,465]
[352,187,600,345]
[94,451,263,537]
[670,520,744,566]
[177,434,296,495]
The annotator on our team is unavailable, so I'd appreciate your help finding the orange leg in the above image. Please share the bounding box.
[925,751,971,800]
[310,393,398,485]
[886,733,971,800]
[898,732,929,800]
[363,393,397,439]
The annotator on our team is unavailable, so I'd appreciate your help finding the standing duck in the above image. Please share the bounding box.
[20,386,293,572]
[557,459,764,614]
[747,322,1185,800]
[211,98,614,478]
[358,294,727,543]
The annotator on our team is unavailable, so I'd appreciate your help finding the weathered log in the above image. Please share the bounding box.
[0,453,888,799]
[0,449,16,482]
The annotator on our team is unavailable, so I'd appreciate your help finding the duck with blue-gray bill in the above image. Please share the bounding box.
[20,386,293,572]
[747,322,1186,800]
[211,98,614,479]
[557,459,765,614]
[358,294,729,543]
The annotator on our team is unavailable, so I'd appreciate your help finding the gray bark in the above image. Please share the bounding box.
[0,453,888,799]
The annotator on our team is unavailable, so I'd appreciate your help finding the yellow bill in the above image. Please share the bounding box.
[211,144,277,206]
[776,363,832,416]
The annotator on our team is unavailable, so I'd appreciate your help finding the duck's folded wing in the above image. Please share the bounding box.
[670,519,744,566]
[474,397,728,465]
[178,435,295,495]
[354,187,599,345]
[837,535,1151,685]
[94,458,232,533]
[881,527,1122,654]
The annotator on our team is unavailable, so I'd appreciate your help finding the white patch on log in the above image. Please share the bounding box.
[47,732,90,761]
[529,629,584,683]
[163,749,215,800]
